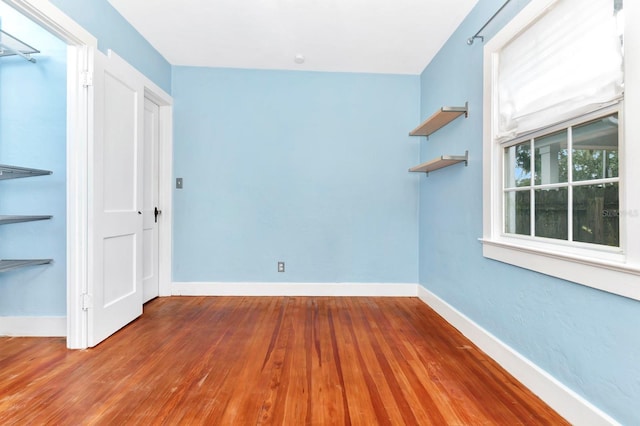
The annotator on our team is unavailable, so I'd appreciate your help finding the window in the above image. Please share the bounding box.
[503,109,620,247]
[482,0,640,300]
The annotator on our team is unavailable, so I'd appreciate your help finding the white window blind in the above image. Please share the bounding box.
[497,0,624,140]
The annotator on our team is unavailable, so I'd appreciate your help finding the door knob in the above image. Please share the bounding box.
[154,206,162,223]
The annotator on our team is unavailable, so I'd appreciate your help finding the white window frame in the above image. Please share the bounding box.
[482,0,640,301]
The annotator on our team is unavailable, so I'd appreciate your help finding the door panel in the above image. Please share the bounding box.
[88,49,144,347]
[142,98,160,303]
[103,234,136,306]
[103,73,137,211]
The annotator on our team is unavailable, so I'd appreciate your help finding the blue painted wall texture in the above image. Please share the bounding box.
[417,0,640,423]
[172,67,419,284]
[0,6,67,315]
[51,0,172,93]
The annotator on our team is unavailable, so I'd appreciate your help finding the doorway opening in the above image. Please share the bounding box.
[0,3,67,318]
[0,0,173,349]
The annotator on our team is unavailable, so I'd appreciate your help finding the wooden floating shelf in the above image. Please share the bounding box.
[0,215,52,225]
[0,164,52,180]
[409,102,468,137]
[409,151,468,175]
[0,259,52,272]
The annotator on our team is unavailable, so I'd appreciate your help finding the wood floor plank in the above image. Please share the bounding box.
[0,297,569,425]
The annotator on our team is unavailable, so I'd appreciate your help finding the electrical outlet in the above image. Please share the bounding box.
[277,261,285,272]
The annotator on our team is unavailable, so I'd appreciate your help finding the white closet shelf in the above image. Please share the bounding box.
[0,215,52,225]
[0,164,52,180]
[0,163,54,272]
[409,102,468,137]
[409,151,468,175]
[0,259,53,272]
[0,29,39,63]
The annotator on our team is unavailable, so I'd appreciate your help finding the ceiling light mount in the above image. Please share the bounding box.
[294,54,305,64]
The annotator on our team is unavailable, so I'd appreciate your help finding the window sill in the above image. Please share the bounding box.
[480,238,640,301]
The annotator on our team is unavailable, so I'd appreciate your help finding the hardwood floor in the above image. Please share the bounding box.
[0,297,568,425]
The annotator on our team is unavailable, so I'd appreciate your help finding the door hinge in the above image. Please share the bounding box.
[81,71,93,87]
[81,293,93,310]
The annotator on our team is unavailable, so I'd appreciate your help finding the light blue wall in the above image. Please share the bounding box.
[51,0,171,93]
[172,67,419,284]
[418,0,640,424]
[0,6,67,315]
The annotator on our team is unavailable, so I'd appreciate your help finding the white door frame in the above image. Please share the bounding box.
[144,88,173,303]
[3,0,173,349]
[142,95,171,303]
[142,97,161,303]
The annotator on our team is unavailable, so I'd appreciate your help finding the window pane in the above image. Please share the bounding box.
[572,114,618,181]
[505,190,530,235]
[573,183,619,246]
[504,142,531,188]
[535,187,568,240]
[534,130,568,185]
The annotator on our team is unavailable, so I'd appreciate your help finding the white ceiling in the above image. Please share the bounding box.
[107,0,479,75]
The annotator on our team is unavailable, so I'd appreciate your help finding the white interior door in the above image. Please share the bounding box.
[142,98,160,303]
[88,49,144,347]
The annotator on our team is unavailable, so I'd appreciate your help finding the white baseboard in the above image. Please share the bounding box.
[171,282,418,297]
[0,316,66,337]
[417,285,618,426]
